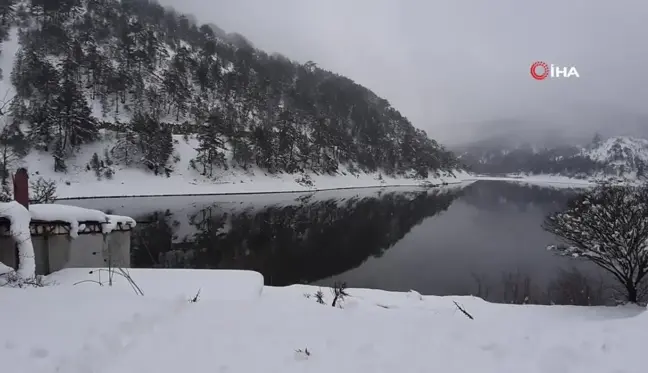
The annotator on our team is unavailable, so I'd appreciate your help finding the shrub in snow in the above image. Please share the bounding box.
[347,163,360,177]
[314,289,325,304]
[0,185,11,202]
[295,174,313,187]
[331,281,349,307]
[294,348,311,360]
[30,177,57,204]
[311,284,350,307]
[0,271,46,288]
[81,268,144,296]
[543,184,648,304]
[87,152,116,181]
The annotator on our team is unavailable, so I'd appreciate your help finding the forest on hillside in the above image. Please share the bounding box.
[458,146,606,177]
[0,0,459,188]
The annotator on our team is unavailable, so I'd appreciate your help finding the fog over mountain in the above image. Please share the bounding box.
[448,103,648,149]
[156,0,648,146]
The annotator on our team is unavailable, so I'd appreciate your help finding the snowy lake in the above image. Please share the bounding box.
[61,180,614,305]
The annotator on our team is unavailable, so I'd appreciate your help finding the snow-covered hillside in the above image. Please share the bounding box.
[582,136,648,177]
[20,132,470,199]
[0,1,464,200]
[457,135,648,182]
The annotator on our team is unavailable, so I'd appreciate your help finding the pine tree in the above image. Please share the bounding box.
[162,47,193,121]
[230,133,253,169]
[194,111,227,177]
[129,112,173,175]
[50,78,98,156]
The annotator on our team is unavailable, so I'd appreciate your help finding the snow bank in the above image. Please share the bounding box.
[29,204,135,237]
[47,268,263,301]
[1,268,645,373]
[0,201,35,279]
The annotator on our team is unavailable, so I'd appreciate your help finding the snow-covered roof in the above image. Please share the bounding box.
[0,203,136,237]
[29,204,108,223]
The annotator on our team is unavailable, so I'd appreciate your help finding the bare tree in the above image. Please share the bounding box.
[543,184,648,303]
[0,128,20,200]
[30,177,56,203]
[546,267,606,306]
[501,270,534,304]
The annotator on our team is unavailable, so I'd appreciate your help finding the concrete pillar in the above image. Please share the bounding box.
[12,167,29,268]
[13,168,29,209]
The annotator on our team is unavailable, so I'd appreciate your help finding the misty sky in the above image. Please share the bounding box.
[157,0,648,144]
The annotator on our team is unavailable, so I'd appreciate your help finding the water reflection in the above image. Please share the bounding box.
[61,181,619,305]
[130,188,463,285]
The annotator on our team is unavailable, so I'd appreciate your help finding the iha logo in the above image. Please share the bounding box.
[530,61,580,80]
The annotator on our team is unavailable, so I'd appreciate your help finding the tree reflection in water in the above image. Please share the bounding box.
[131,189,463,285]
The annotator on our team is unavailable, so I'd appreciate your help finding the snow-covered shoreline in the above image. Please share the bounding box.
[468,174,595,189]
[469,173,648,189]
[54,178,474,200]
[34,165,614,201]
[1,268,644,373]
[49,173,596,200]
[47,172,614,200]
[17,134,474,199]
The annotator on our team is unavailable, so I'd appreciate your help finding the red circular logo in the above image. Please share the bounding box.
[530,61,549,80]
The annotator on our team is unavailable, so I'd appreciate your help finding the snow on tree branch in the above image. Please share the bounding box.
[543,184,648,303]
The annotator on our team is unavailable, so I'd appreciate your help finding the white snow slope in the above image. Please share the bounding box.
[20,132,472,199]
[1,268,644,373]
[582,136,648,177]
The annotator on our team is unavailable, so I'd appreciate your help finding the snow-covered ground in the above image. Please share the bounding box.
[20,133,473,199]
[1,268,644,373]
[492,172,647,189]
[471,174,595,189]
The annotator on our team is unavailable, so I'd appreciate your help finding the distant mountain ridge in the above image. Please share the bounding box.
[456,135,648,181]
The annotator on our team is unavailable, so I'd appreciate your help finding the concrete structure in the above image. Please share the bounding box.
[0,167,134,275]
[0,217,133,275]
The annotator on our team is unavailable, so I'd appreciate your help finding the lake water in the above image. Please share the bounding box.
[62,181,617,305]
